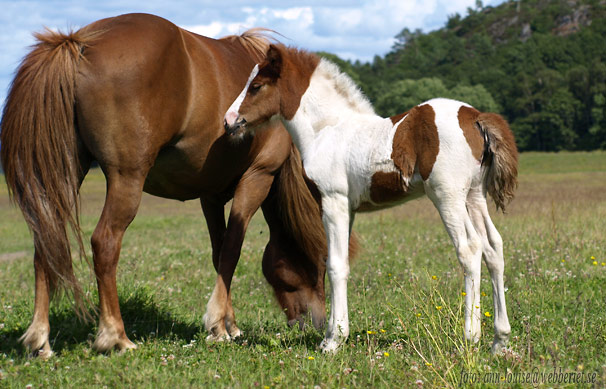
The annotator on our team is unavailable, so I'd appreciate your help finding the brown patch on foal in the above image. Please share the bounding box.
[389,111,408,125]
[457,105,484,161]
[369,171,409,203]
[272,45,320,120]
[390,104,440,181]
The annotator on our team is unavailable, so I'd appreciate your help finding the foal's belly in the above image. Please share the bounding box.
[355,173,426,212]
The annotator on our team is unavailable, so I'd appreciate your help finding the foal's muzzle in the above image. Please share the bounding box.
[224,117,247,136]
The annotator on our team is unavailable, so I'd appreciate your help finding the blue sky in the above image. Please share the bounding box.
[0,0,505,107]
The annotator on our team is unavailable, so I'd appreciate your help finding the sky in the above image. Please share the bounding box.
[0,0,505,107]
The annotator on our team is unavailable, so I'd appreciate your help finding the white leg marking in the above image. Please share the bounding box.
[20,320,53,359]
[203,280,231,342]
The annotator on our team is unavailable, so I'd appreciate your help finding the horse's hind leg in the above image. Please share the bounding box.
[20,250,53,359]
[91,170,144,352]
[21,153,92,359]
[467,188,511,353]
[426,186,483,343]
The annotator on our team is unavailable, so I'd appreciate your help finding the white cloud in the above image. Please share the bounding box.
[0,0,506,107]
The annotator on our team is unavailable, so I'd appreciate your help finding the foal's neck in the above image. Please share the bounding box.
[283,59,379,160]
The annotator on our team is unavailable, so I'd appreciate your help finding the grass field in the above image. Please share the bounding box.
[1,151,605,387]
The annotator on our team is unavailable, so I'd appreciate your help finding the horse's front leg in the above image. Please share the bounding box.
[319,194,351,353]
[203,171,275,341]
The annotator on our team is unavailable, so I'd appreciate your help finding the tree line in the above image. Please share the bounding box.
[321,0,606,151]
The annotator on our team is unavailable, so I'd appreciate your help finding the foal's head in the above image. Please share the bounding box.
[224,44,318,137]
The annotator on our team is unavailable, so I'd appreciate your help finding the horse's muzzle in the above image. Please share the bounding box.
[224,117,247,136]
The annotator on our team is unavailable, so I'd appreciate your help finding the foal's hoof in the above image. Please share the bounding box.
[319,338,342,353]
[491,335,509,355]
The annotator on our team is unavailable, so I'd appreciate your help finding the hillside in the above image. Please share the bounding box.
[326,0,606,151]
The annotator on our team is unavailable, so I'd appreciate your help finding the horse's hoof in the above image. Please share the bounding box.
[117,339,137,354]
[206,333,231,343]
[32,348,54,360]
[228,327,242,339]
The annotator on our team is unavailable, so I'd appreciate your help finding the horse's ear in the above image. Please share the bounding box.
[265,44,283,79]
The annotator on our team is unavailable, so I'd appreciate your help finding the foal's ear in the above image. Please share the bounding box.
[264,44,283,79]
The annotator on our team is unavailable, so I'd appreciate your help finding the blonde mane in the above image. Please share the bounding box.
[221,28,280,62]
[317,58,375,115]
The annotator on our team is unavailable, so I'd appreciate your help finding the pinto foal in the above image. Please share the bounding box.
[224,45,518,353]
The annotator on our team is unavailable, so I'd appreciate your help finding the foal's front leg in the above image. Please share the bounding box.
[319,194,351,353]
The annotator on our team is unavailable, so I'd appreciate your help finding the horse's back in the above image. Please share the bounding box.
[75,14,193,160]
[73,13,272,199]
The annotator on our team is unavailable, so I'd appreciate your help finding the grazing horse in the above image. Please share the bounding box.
[224,44,519,353]
[0,14,331,358]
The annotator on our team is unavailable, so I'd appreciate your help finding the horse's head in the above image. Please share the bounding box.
[224,44,284,138]
[262,237,326,331]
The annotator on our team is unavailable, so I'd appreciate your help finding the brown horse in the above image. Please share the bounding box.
[0,13,330,358]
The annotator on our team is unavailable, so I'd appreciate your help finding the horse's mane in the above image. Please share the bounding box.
[221,28,281,63]
[316,58,375,115]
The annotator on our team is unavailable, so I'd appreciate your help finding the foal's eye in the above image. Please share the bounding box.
[250,83,262,93]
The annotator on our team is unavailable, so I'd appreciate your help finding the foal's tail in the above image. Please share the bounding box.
[1,29,98,318]
[477,113,519,212]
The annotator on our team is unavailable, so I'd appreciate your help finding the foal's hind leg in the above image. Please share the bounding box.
[426,187,483,343]
[467,188,511,353]
[91,171,144,352]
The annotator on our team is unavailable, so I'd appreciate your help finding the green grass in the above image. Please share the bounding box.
[1,152,606,387]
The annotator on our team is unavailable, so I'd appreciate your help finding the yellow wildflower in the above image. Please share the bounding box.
[380,329,386,333]
[431,275,437,280]
[435,306,442,310]
[461,292,466,296]
[367,330,377,335]
[484,311,491,317]
[425,362,432,367]
[593,261,598,266]
[307,356,315,360]
[383,352,390,357]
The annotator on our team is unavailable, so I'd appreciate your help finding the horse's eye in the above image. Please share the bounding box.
[250,83,262,93]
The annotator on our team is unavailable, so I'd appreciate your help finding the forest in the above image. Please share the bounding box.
[320,0,606,151]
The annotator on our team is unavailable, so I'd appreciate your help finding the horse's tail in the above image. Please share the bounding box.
[477,113,519,212]
[275,144,358,263]
[0,28,98,318]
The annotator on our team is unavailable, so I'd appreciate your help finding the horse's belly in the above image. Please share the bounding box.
[143,149,208,201]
